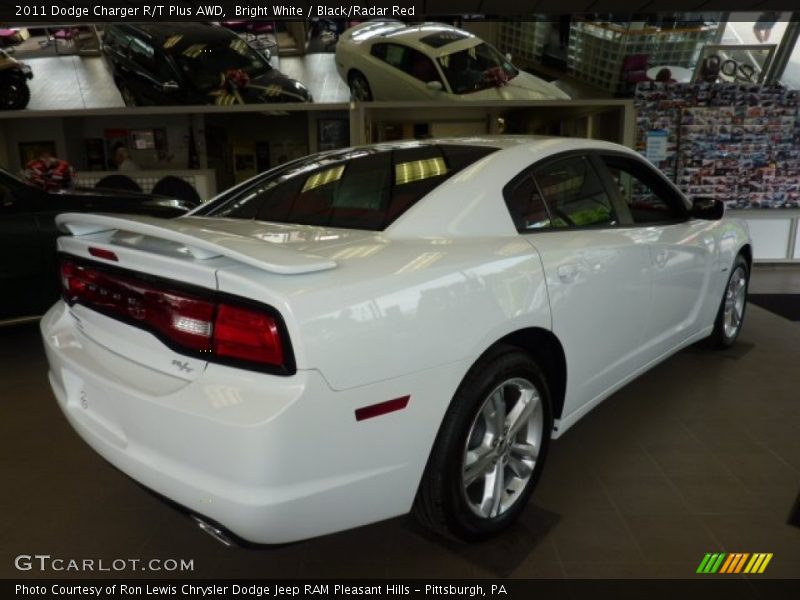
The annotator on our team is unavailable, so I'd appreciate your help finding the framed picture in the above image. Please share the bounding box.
[692,44,777,85]
[19,141,56,167]
[318,118,349,151]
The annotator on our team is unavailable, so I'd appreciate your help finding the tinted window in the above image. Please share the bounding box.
[436,43,518,95]
[419,31,471,48]
[371,43,442,85]
[504,176,552,231]
[129,37,155,70]
[103,27,130,51]
[600,156,686,224]
[533,156,616,228]
[203,145,496,230]
[169,37,271,92]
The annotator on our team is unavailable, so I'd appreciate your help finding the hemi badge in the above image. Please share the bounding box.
[355,396,410,421]
[88,247,119,262]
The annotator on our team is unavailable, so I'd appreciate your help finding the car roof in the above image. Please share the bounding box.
[384,136,657,239]
[113,23,236,45]
[348,21,482,56]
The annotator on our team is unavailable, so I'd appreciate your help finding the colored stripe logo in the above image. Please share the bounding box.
[697,553,773,574]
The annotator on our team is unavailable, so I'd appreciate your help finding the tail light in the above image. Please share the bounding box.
[59,257,292,374]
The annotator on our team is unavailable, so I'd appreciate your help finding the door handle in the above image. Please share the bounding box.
[655,250,669,268]
[557,264,578,283]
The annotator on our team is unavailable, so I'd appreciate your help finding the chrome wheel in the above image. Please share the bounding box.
[723,265,747,339]
[462,377,543,519]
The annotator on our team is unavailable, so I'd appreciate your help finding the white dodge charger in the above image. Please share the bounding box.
[335,22,571,101]
[42,137,750,544]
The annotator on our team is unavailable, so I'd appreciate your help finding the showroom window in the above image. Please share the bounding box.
[600,156,687,224]
[532,156,617,228]
[371,43,443,85]
[204,145,496,230]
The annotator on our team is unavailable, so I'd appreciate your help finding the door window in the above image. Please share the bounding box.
[129,37,155,71]
[371,43,443,85]
[532,156,617,228]
[600,156,688,224]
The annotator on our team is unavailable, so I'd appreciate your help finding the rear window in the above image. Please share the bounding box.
[419,31,472,48]
[200,144,497,230]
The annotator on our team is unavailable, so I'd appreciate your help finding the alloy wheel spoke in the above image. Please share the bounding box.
[508,455,532,479]
[463,446,497,487]
[507,391,537,439]
[488,463,505,517]
[510,442,537,461]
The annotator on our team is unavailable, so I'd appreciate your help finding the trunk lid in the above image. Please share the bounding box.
[55,213,352,381]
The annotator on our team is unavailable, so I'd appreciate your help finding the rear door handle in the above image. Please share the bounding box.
[655,250,669,268]
[557,264,578,283]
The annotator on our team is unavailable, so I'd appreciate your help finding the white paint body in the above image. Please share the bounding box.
[42,137,750,543]
[335,21,571,101]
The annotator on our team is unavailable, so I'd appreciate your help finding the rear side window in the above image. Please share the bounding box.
[371,43,442,85]
[504,176,552,231]
[204,145,496,230]
[532,156,617,229]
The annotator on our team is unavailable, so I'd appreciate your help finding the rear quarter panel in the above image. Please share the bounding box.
[216,236,551,391]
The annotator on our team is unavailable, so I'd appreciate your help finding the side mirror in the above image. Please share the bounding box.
[162,80,180,92]
[426,80,444,92]
[691,197,725,220]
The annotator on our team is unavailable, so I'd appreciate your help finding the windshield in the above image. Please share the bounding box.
[436,43,519,94]
[193,144,498,231]
[169,37,270,92]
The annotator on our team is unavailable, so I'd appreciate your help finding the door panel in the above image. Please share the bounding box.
[642,221,717,351]
[529,230,652,417]
[595,153,716,354]
[510,153,653,417]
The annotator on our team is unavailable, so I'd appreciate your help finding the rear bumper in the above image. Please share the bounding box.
[41,301,465,543]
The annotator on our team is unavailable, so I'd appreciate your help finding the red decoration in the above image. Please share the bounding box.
[222,69,250,92]
[484,67,510,88]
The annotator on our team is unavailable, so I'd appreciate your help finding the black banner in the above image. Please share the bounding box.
[0,1,799,23]
[5,580,800,600]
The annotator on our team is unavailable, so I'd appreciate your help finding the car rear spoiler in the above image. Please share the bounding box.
[55,213,337,275]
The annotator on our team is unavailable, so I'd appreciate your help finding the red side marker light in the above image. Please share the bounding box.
[355,396,410,422]
[88,247,118,262]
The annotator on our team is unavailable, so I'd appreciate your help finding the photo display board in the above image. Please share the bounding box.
[635,82,800,208]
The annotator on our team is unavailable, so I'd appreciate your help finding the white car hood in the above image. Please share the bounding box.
[461,71,570,101]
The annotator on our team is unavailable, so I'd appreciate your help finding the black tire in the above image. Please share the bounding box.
[413,344,553,541]
[118,84,138,107]
[0,75,30,110]
[348,71,373,102]
[706,254,749,349]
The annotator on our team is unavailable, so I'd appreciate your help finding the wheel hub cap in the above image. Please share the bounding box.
[461,377,543,519]
[723,266,747,339]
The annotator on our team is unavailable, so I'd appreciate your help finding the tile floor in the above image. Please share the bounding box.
[0,267,798,579]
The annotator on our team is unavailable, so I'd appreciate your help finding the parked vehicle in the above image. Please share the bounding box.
[43,137,750,544]
[0,49,33,110]
[336,22,571,101]
[102,23,311,106]
[0,168,196,322]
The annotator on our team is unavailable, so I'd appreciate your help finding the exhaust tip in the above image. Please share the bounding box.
[192,515,234,547]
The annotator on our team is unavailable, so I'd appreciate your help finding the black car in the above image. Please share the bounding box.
[102,23,312,106]
[0,168,197,323]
